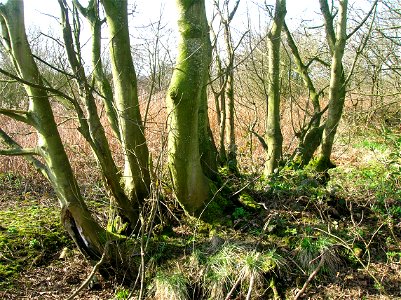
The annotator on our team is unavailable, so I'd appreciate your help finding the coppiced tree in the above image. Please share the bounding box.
[314,0,377,170]
[0,0,119,274]
[0,0,221,279]
[283,23,327,167]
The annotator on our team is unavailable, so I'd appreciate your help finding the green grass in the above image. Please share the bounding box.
[0,173,71,290]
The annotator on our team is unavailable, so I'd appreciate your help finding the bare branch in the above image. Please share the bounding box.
[0,147,40,156]
[294,254,325,300]
[0,108,32,125]
[0,128,48,178]
[346,0,378,40]
[228,0,241,23]
[0,67,76,105]
[33,54,75,79]
[66,242,109,300]
[345,4,377,86]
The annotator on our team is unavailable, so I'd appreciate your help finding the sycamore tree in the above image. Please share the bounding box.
[0,0,219,278]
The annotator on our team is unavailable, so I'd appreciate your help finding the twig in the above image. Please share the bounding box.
[314,227,388,296]
[245,273,255,300]
[294,254,325,300]
[224,275,242,300]
[65,243,109,300]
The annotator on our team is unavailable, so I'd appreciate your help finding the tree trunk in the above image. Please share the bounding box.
[199,85,219,181]
[0,0,108,260]
[283,22,323,167]
[59,0,138,232]
[101,0,150,202]
[166,0,211,214]
[315,0,348,171]
[264,0,286,176]
[74,0,121,142]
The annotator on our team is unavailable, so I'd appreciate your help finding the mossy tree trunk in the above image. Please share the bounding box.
[101,0,150,203]
[264,0,286,176]
[167,0,211,214]
[0,0,110,260]
[314,0,348,171]
[73,0,120,142]
[58,0,138,233]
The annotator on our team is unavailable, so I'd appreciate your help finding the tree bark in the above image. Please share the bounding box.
[315,0,348,171]
[264,0,286,176]
[59,0,138,232]
[0,0,108,260]
[167,0,211,214]
[101,0,151,202]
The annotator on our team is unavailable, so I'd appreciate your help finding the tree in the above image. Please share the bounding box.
[264,0,286,176]
[166,0,214,214]
[314,0,377,171]
[0,0,115,271]
[283,22,326,167]
[211,0,241,173]
[0,0,159,280]
[313,0,349,170]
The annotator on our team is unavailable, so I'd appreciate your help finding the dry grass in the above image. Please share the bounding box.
[0,88,398,183]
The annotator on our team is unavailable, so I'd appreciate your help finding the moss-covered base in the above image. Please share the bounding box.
[195,182,231,224]
[309,155,336,172]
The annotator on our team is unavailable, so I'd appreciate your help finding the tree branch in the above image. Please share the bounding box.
[0,128,48,178]
[0,67,76,105]
[33,54,75,79]
[319,0,336,54]
[250,129,268,152]
[0,147,40,156]
[228,0,241,23]
[66,242,109,300]
[346,0,378,40]
[0,108,32,125]
[345,4,376,86]
[294,254,325,300]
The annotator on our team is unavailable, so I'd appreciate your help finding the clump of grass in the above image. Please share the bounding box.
[151,271,188,300]
[296,236,340,276]
[202,243,285,299]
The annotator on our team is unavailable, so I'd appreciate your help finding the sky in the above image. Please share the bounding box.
[21,0,322,34]
[2,0,374,75]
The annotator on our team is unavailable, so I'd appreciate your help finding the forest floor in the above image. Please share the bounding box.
[0,126,400,299]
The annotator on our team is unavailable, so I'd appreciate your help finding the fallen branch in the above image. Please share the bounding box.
[65,243,109,300]
[294,254,325,300]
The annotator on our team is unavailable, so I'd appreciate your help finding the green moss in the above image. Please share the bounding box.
[238,192,261,210]
[309,155,336,172]
[0,180,71,290]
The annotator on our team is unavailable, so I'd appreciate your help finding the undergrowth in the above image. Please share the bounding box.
[0,127,400,299]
